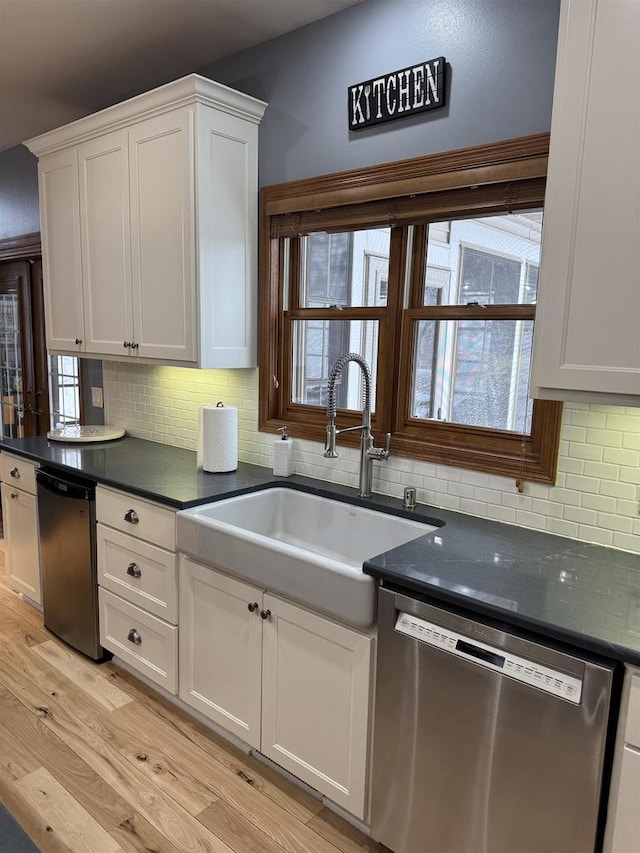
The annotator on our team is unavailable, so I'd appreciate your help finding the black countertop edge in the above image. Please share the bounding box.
[371,572,640,669]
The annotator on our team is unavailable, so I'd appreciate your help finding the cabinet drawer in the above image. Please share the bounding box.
[99,588,177,694]
[625,672,640,747]
[0,453,38,495]
[98,524,178,623]
[97,486,175,550]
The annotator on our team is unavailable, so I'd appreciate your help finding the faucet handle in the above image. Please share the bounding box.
[368,432,391,461]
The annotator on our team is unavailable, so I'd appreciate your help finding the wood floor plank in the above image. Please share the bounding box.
[0,707,42,782]
[33,640,133,710]
[197,799,289,853]
[0,684,133,831]
[307,807,385,853]
[109,813,183,853]
[0,779,73,853]
[105,665,324,824]
[14,767,125,853]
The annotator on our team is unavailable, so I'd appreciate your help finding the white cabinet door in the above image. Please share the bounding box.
[261,593,373,819]
[178,558,263,748]
[78,129,134,357]
[37,149,85,352]
[607,746,640,853]
[129,109,196,362]
[196,106,258,368]
[1,483,41,605]
[531,0,640,401]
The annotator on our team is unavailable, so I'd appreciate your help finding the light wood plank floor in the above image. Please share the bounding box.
[0,573,385,853]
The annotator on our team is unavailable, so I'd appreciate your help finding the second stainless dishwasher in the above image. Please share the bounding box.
[37,468,103,660]
[371,586,617,853]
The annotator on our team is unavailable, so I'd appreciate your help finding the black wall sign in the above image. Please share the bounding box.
[348,57,446,131]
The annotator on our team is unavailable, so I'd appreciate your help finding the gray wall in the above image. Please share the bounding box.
[199,0,561,186]
[0,145,39,240]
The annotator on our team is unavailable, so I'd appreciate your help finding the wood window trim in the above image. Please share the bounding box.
[259,133,562,484]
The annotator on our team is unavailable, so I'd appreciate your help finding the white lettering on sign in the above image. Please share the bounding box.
[348,57,446,130]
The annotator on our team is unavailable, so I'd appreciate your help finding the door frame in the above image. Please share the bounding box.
[0,232,51,434]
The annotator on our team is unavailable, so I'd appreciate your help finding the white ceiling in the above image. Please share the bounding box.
[0,0,363,153]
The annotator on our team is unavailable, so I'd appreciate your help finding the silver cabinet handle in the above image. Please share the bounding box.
[126,562,142,579]
[10,492,18,500]
[124,509,139,524]
[9,467,20,479]
[127,628,142,645]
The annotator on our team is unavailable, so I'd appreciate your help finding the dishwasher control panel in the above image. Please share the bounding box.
[395,611,583,704]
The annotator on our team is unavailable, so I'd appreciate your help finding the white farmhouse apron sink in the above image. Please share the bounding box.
[176,487,438,627]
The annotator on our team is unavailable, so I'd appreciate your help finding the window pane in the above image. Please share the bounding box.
[300,229,390,308]
[291,319,378,411]
[423,212,543,305]
[49,355,80,428]
[411,319,534,433]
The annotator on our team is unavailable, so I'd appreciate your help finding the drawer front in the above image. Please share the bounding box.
[0,453,38,495]
[96,486,175,550]
[625,671,640,747]
[98,524,178,623]
[99,588,178,694]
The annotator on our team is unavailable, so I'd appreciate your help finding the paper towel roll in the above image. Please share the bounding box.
[197,404,238,472]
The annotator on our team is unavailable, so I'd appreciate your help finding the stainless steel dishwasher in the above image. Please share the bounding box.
[37,468,103,660]
[371,587,617,853]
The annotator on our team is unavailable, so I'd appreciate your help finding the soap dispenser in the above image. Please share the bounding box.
[273,426,295,477]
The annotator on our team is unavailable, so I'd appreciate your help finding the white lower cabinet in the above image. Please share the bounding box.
[605,668,640,852]
[97,485,178,693]
[0,453,41,605]
[179,556,374,819]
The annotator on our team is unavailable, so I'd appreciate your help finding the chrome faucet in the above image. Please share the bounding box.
[324,353,390,498]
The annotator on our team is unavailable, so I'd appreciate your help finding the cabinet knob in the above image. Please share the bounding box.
[248,602,259,613]
[10,492,18,500]
[124,509,139,524]
[123,341,131,349]
[74,337,82,345]
[131,342,139,350]
[126,562,142,579]
[9,467,20,479]
[260,609,272,621]
[127,628,142,645]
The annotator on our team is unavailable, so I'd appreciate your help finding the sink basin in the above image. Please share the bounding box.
[177,487,439,627]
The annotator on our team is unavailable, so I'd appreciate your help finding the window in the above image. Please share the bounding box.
[259,134,562,483]
[48,355,81,428]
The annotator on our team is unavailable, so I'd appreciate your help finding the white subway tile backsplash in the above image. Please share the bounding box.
[577,525,614,547]
[596,513,634,534]
[102,363,640,556]
[585,429,623,448]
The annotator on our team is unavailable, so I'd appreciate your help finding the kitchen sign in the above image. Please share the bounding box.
[348,57,446,131]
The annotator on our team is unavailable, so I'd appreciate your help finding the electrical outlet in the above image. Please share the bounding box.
[91,386,104,408]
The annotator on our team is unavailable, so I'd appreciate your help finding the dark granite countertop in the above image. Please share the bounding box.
[2,434,639,665]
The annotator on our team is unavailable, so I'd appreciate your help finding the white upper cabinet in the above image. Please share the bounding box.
[78,129,133,357]
[37,148,85,352]
[26,75,267,368]
[531,0,640,403]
